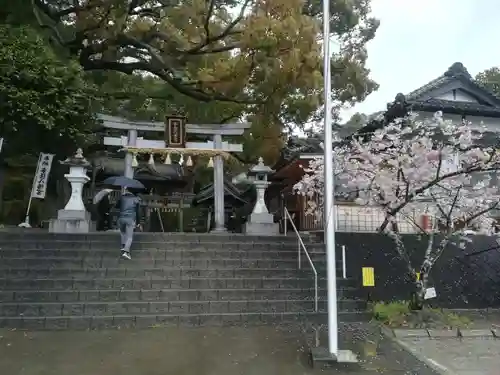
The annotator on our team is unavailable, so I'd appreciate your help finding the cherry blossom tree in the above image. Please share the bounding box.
[294,112,500,308]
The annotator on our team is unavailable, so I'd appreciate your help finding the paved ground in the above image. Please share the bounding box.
[391,309,500,375]
[450,308,500,327]
[0,323,437,375]
[395,335,500,375]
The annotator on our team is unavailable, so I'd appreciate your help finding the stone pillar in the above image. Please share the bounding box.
[124,129,137,178]
[244,157,279,236]
[49,149,95,233]
[212,134,226,232]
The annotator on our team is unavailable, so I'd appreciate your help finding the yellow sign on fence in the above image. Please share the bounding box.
[416,272,421,281]
[362,267,375,287]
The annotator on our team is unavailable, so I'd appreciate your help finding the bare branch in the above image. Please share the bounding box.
[32,0,264,104]
[387,223,415,277]
[424,219,435,258]
[183,0,251,54]
[445,186,462,229]
[186,43,239,55]
[429,191,448,226]
[435,147,444,181]
[463,202,500,227]
[399,211,428,235]
[204,0,216,45]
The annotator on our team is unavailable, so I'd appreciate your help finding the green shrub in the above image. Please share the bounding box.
[372,301,472,328]
[372,301,410,326]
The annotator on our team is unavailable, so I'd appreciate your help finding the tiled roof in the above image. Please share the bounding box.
[409,99,500,118]
[276,63,500,167]
[406,62,500,116]
[272,135,323,170]
[406,62,473,101]
[286,135,324,154]
[192,178,251,206]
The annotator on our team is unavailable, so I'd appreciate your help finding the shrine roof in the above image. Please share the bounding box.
[192,177,252,206]
[272,135,323,171]
[92,156,184,181]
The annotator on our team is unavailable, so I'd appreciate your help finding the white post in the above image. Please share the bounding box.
[212,134,226,232]
[124,129,137,178]
[323,0,338,356]
[342,245,347,279]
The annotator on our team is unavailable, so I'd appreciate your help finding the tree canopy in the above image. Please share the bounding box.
[33,0,379,130]
[0,24,97,160]
[0,0,382,164]
[475,66,500,98]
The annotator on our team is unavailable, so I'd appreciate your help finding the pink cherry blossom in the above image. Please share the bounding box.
[293,112,500,305]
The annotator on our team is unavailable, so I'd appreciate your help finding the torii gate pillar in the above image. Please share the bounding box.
[212,134,225,232]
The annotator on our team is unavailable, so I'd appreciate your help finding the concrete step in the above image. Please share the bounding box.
[0,276,354,290]
[0,267,340,279]
[0,298,366,318]
[0,232,368,330]
[0,287,362,303]
[0,248,330,260]
[0,257,336,269]
[0,239,321,250]
[0,232,306,243]
[0,310,371,330]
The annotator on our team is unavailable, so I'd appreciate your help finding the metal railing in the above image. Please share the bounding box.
[284,207,318,312]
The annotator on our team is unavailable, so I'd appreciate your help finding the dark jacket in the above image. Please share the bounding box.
[117,192,141,222]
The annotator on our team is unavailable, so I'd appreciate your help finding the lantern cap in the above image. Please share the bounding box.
[60,148,90,167]
[248,157,274,176]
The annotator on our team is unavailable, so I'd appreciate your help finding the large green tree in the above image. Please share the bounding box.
[0,23,99,223]
[91,70,243,123]
[0,24,97,159]
[32,0,380,159]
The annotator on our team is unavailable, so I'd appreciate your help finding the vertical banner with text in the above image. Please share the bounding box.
[31,153,54,199]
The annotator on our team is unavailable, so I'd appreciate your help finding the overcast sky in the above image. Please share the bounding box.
[340,0,500,121]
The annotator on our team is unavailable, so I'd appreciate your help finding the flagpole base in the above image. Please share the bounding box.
[18,217,31,228]
[309,347,358,368]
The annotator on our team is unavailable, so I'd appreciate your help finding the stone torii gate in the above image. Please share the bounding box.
[98,114,251,232]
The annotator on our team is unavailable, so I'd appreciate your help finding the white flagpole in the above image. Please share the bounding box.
[322,0,339,356]
[19,153,42,228]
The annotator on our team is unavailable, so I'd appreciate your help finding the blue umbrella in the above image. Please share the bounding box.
[102,176,145,190]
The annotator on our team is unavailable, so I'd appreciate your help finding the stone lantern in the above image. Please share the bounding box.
[49,149,94,233]
[244,157,279,236]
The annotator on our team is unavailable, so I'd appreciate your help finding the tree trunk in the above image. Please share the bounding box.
[409,275,426,310]
[409,236,449,310]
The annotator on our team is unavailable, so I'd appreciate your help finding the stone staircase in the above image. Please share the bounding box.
[0,232,368,330]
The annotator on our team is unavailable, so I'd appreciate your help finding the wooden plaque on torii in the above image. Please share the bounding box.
[165,115,186,148]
